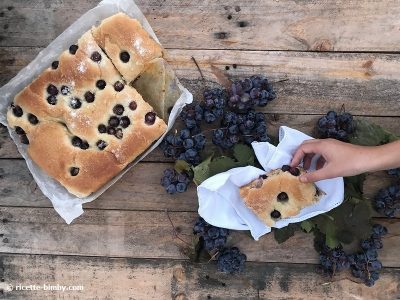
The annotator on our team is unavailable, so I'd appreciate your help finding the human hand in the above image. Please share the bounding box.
[290,139,372,183]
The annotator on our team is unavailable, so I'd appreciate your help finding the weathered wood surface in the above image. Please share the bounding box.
[2,113,399,159]
[0,160,398,211]
[1,0,400,52]
[0,207,399,268]
[1,254,399,300]
[1,0,400,298]
[2,48,400,116]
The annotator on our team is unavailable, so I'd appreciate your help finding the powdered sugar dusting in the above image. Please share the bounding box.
[77,61,87,73]
[133,38,148,56]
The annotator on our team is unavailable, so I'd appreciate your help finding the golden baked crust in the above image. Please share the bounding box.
[92,13,163,83]
[240,167,323,227]
[7,28,167,198]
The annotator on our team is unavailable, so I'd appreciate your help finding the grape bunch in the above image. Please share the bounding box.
[373,184,400,218]
[212,110,269,148]
[317,111,355,142]
[229,76,276,111]
[160,129,206,165]
[193,217,229,251]
[216,247,247,274]
[317,224,387,287]
[318,244,350,276]
[160,168,191,194]
[202,88,226,124]
[387,168,400,177]
[179,101,204,132]
[348,224,387,287]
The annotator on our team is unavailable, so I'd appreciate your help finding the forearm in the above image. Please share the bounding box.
[359,140,400,173]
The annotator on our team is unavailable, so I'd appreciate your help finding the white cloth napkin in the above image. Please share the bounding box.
[197,126,344,240]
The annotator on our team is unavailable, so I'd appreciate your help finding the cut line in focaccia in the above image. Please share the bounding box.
[7,29,167,198]
[92,12,163,83]
[132,58,181,121]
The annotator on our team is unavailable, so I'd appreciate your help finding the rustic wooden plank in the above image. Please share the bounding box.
[1,0,400,52]
[2,254,399,300]
[0,207,399,267]
[1,113,399,159]
[0,159,398,211]
[0,160,196,211]
[2,48,400,116]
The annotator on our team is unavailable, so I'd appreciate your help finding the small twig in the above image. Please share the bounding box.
[208,250,220,263]
[272,78,289,83]
[165,209,191,246]
[191,56,205,81]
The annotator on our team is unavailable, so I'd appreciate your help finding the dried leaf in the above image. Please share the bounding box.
[210,65,232,91]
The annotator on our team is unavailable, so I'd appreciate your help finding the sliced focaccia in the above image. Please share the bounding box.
[92,12,163,83]
[7,29,167,198]
[240,166,324,227]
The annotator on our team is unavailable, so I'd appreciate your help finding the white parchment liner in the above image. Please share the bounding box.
[0,0,193,223]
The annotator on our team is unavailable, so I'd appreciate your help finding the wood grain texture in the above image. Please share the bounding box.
[1,254,399,300]
[0,207,399,267]
[2,113,399,159]
[0,160,398,211]
[1,0,400,52]
[2,48,400,116]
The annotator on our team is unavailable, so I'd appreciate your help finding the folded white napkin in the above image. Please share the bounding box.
[197,126,344,240]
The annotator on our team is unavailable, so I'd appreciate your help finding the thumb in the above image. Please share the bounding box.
[299,168,330,183]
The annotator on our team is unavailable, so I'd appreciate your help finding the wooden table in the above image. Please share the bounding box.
[1,1,400,299]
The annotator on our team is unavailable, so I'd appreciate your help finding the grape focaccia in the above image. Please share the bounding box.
[240,166,324,227]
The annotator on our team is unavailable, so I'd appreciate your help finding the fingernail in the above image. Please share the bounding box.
[299,175,307,183]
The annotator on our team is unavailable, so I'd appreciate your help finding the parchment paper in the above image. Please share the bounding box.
[0,0,193,224]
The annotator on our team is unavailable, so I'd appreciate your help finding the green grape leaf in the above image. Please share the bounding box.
[233,144,255,166]
[209,156,237,176]
[175,160,192,174]
[344,174,365,200]
[346,201,373,240]
[336,229,354,244]
[325,234,340,249]
[192,155,213,185]
[310,214,338,246]
[273,224,300,244]
[301,220,314,233]
[350,119,399,146]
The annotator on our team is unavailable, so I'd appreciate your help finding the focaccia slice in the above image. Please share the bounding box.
[240,166,324,227]
[92,13,163,83]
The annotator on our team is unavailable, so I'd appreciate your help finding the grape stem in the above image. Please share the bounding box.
[165,209,191,246]
[191,56,205,81]
[208,250,220,263]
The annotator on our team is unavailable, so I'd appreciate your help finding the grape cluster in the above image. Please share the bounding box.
[193,217,229,251]
[179,102,203,132]
[387,168,400,177]
[217,247,247,274]
[373,184,400,217]
[317,224,387,287]
[160,129,206,165]
[317,111,355,141]
[229,76,276,111]
[318,244,350,276]
[202,88,225,124]
[212,110,269,148]
[348,224,387,287]
[160,168,191,194]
